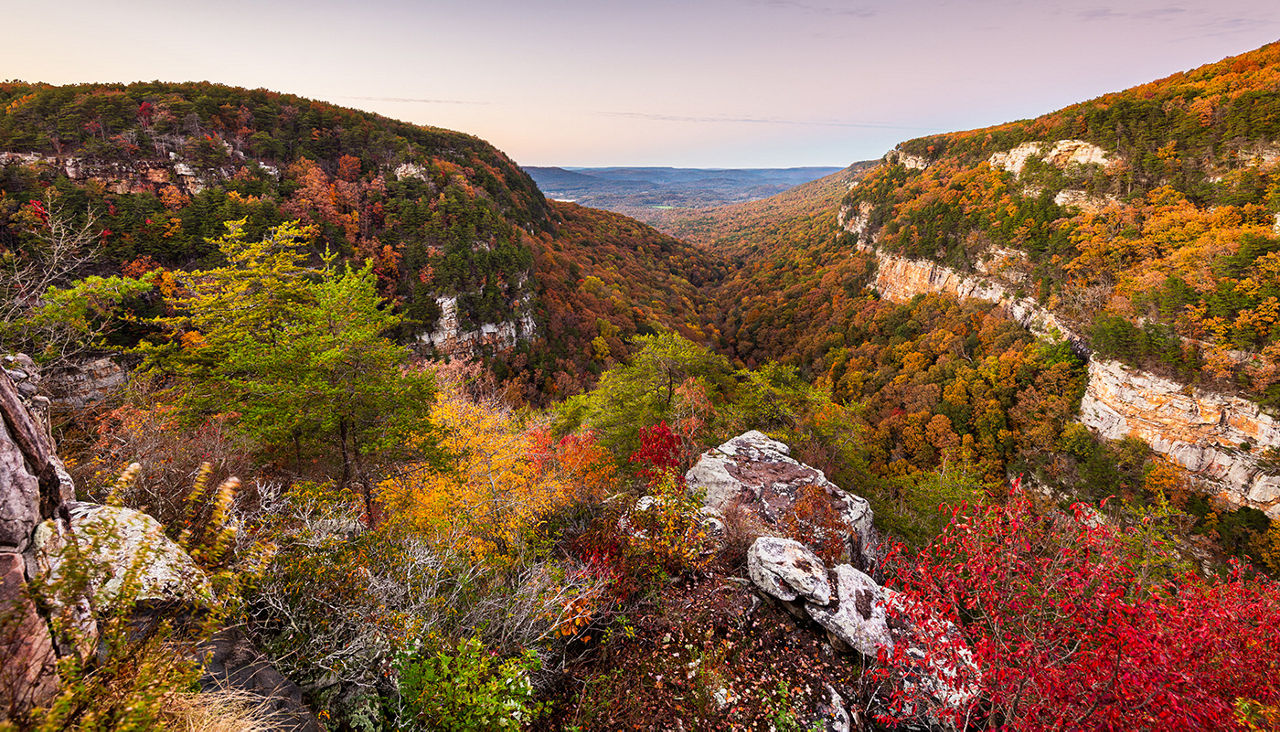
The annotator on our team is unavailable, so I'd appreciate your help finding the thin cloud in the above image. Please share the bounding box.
[341,95,492,105]
[1074,6,1278,42]
[1078,5,1186,21]
[602,110,934,131]
[1171,16,1280,42]
[752,0,877,19]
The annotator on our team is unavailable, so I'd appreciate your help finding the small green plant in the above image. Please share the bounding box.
[762,680,819,732]
[396,636,542,731]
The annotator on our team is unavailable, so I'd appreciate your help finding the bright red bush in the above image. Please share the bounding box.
[876,491,1280,730]
[629,421,684,489]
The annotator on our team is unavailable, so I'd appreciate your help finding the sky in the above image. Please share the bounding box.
[2,1,1278,167]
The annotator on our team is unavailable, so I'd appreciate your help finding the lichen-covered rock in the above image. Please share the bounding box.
[37,503,211,608]
[747,540,981,726]
[687,431,875,565]
[747,537,831,605]
[814,683,852,732]
[805,564,893,657]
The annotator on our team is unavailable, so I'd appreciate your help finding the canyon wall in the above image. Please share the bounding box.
[416,294,537,355]
[862,245,1085,352]
[1080,359,1280,515]
[844,207,1280,516]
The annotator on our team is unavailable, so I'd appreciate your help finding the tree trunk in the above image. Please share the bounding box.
[338,418,351,487]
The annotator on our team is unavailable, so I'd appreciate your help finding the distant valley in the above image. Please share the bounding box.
[523,165,841,224]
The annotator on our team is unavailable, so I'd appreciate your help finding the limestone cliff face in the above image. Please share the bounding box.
[854,238,1280,513]
[842,179,1280,515]
[417,293,537,355]
[1079,359,1280,516]
[988,139,1111,176]
[884,148,930,171]
[843,235,1084,350]
[0,148,272,196]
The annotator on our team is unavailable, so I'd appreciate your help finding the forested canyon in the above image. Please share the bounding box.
[3,40,1280,731]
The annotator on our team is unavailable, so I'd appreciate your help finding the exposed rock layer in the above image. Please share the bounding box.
[0,364,73,719]
[1080,359,1280,516]
[862,246,1084,351]
[988,139,1111,176]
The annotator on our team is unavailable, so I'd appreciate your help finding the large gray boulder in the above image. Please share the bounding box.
[686,431,876,566]
[36,502,211,608]
[747,537,831,605]
[805,564,894,657]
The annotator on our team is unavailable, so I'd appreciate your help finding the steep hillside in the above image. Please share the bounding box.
[842,41,1280,397]
[0,82,722,399]
[698,41,1280,519]
[508,200,726,401]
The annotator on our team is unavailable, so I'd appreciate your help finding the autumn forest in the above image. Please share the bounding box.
[3,37,1280,732]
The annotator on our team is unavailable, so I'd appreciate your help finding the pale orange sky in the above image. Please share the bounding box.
[3,1,1278,166]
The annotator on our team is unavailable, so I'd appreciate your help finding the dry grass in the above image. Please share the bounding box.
[717,500,767,571]
[162,689,283,732]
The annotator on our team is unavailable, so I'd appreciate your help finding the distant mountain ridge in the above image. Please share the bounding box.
[523,165,841,224]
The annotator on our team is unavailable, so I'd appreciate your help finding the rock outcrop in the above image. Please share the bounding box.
[687,431,876,566]
[850,243,1085,353]
[988,139,1111,177]
[744,537,982,725]
[1053,188,1117,213]
[747,537,831,606]
[0,363,77,719]
[43,358,128,411]
[885,148,930,171]
[1080,358,1280,516]
[805,564,894,657]
[0,149,258,197]
[35,503,212,609]
[416,293,537,355]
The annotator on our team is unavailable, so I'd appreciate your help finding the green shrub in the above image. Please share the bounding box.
[396,637,542,731]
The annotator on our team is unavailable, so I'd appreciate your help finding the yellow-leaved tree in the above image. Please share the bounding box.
[379,380,615,561]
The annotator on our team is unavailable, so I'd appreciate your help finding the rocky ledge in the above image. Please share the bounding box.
[1080,358,1280,516]
[687,431,877,568]
[747,537,982,727]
